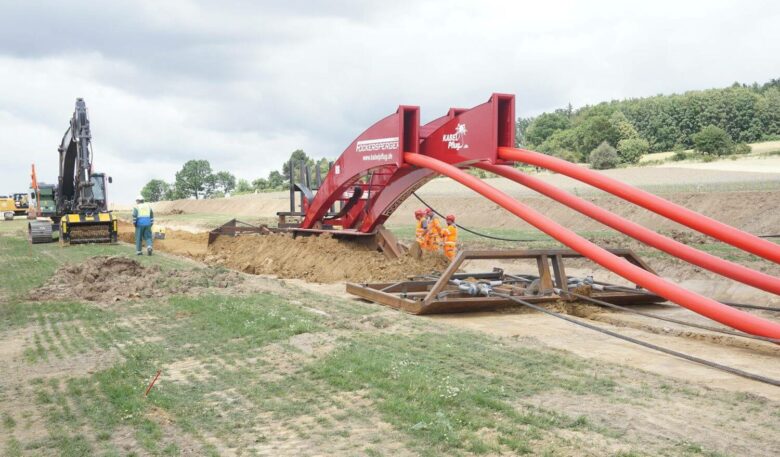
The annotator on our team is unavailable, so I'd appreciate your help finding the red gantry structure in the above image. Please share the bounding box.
[271,94,780,339]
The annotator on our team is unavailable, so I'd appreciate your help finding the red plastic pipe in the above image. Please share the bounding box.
[499,147,780,265]
[404,153,780,338]
[477,162,780,296]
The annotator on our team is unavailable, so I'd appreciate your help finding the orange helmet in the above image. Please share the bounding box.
[446,214,455,223]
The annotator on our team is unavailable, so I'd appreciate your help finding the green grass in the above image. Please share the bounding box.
[1,220,775,456]
[308,331,620,455]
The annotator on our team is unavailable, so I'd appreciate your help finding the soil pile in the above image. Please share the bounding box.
[206,233,449,283]
[33,256,242,302]
[117,222,208,259]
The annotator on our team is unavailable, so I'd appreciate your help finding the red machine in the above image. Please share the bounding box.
[271,93,780,339]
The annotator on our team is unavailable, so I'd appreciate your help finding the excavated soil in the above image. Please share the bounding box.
[117,221,209,259]
[118,221,449,283]
[32,256,243,302]
[206,232,449,283]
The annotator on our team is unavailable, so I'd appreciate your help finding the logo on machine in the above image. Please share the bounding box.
[442,123,468,150]
[357,136,398,162]
[356,137,399,153]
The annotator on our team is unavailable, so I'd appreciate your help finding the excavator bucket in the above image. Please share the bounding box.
[60,213,118,245]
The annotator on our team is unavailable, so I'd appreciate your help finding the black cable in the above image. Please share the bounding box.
[758,234,780,238]
[560,289,780,344]
[411,192,538,242]
[490,291,780,387]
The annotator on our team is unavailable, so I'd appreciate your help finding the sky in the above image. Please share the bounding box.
[1,0,778,203]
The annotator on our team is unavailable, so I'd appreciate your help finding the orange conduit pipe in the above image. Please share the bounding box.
[476,162,780,296]
[404,153,780,339]
[498,147,780,265]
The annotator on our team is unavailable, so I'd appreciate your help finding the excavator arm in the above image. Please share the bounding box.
[52,98,116,244]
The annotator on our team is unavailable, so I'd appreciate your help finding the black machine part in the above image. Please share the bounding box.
[57,98,110,216]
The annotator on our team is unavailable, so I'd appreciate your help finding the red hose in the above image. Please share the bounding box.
[499,148,780,264]
[477,162,780,296]
[404,153,780,338]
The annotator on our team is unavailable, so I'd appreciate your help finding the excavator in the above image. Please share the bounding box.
[28,98,117,244]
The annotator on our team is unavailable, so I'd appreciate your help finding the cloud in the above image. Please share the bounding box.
[0,0,778,202]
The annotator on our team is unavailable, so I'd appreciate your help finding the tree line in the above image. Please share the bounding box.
[140,149,329,202]
[517,78,780,168]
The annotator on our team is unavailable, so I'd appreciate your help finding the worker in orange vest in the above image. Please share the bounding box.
[414,209,425,248]
[423,208,442,252]
[442,214,458,260]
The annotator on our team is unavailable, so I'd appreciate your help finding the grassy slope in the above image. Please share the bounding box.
[0,220,775,456]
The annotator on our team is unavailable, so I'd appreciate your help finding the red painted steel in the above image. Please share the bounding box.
[301,105,419,229]
[499,147,780,265]
[478,162,780,295]
[405,152,780,339]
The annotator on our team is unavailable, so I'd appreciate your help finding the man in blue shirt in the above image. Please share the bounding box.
[132,195,154,256]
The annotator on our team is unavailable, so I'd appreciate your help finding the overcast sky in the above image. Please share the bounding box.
[1,0,778,203]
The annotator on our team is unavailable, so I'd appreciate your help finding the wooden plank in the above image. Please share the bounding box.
[423,251,466,305]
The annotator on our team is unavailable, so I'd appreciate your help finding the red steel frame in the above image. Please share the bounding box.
[292,93,780,338]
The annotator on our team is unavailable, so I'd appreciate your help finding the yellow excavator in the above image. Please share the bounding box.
[29,98,117,244]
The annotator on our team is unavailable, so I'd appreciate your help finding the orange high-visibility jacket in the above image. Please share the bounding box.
[415,219,425,244]
[443,224,457,244]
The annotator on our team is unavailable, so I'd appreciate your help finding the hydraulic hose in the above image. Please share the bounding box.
[403,152,780,339]
[498,147,780,264]
[476,162,780,296]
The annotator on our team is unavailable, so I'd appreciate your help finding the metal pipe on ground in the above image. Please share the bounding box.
[498,147,780,264]
[403,152,780,339]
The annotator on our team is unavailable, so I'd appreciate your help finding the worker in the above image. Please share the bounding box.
[132,195,154,256]
[442,214,458,260]
[414,209,425,248]
[423,208,442,252]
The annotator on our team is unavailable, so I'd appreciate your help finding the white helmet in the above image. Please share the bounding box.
[135,195,144,202]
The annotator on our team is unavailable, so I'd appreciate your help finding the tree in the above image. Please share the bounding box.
[609,111,639,142]
[575,115,620,156]
[251,178,269,191]
[267,170,285,188]
[164,183,186,201]
[616,138,649,164]
[175,160,213,199]
[236,179,253,193]
[213,171,236,195]
[589,141,619,170]
[524,112,571,147]
[282,149,313,179]
[140,179,170,202]
[693,125,734,156]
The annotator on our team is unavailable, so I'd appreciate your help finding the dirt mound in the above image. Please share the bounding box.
[205,233,449,283]
[33,256,242,302]
[117,222,208,259]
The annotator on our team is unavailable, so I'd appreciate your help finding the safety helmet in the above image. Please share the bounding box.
[425,208,433,216]
[135,195,144,202]
[446,214,455,223]
[414,209,423,217]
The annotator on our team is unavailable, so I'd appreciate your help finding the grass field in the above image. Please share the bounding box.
[1,219,778,456]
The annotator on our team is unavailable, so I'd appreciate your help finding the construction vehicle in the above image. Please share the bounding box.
[27,164,58,243]
[0,195,15,220]
[28,98,117,245]
[12,193,29,216]
[209,93,780,341]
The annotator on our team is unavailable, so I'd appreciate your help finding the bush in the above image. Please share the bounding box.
[734,142,752,155]
[693,125,734,156]
[589,141,619,170]
[616,138,649,164]
[671,150,689,161]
